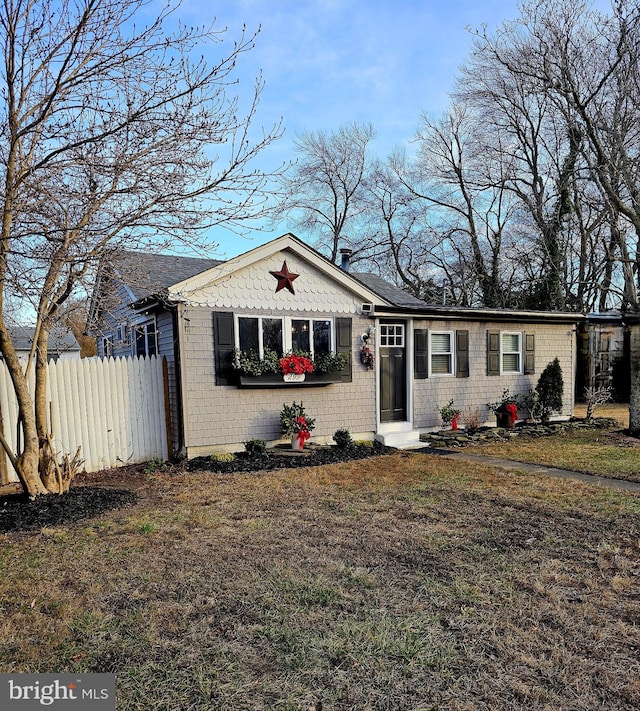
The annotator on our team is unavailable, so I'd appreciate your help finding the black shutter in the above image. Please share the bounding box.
[213,311,235,385]
[336,317,352,382]
[487,330,500,376]
[456,330,469,378]
[414,328,428,379]
[524,333,535,374]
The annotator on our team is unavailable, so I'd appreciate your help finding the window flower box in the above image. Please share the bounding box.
[238,372,342,388]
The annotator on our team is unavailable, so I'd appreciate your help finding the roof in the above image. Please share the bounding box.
[97,237,585,324]
[10,325,80,354]
[164,233,387,307]
[352,272,429,308]
[109,251,222,302]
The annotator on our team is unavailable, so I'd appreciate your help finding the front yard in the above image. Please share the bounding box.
[1,438,639,710]
[480,403,640,482]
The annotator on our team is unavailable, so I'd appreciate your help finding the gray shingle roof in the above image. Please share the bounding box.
[105,250,426,309]
[351,272,430,308]
[10,325,79,354]
[109,251,222,301]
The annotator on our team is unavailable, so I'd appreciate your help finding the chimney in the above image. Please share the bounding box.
[340,248,352,271]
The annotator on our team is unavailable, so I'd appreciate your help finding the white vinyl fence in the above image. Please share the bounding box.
[0,355,169,484]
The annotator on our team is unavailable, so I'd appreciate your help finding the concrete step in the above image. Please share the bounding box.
[376,430,424,449]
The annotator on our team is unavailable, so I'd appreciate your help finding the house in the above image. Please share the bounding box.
[91,233,582,456]
[8,324,81,362]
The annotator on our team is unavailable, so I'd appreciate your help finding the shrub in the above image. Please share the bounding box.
[333,428,353,449]
[463,407,483,434]
[517,390,542,421]
[439,399,461,426]
[536,357,564,422]
[244,439,268,457]
[210,451,235,463]
[353,439,374,448]
[144,457,166,473]
[583,385,612,422]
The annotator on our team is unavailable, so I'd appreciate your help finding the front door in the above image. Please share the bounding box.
[379,322,407,422]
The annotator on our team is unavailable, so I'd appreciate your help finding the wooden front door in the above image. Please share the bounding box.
[379,322,407,422]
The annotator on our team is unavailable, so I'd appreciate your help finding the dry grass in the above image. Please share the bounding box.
[480,404,640,482]
[573,402,630,428]
[2,455,640,710]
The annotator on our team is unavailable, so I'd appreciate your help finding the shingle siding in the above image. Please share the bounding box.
[412,320,574,428]
[180,308,376,454]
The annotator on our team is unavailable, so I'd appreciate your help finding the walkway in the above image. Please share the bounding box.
[418,447,640,494]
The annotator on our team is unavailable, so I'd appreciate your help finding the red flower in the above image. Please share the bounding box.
[280,354,314,374]
[505,403,518,419]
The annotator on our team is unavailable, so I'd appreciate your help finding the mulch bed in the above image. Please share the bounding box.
[0,442,393,534]
[0,487,137,534]
[187,440,393,473]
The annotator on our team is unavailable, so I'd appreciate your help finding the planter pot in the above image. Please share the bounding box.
[291,436,304,451]
[283,373,305,383]
[496,412,515,428]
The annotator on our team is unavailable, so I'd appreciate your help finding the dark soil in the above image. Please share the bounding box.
[0,442,393,534]
[187,440,393,474]
[0,487,137,533]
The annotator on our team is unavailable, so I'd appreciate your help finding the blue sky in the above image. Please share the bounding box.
[176,0,610,258]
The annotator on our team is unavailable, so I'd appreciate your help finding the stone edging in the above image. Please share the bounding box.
[421,418,620,448]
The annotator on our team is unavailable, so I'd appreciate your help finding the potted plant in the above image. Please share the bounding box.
[279,353,314,382]
[487,388,519,428]
[280,401,316,450]
[439,399,462,430]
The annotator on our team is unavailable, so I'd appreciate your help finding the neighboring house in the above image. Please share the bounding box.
[8,324,81,362]
[91,233,582,456]
[576,311,630,402]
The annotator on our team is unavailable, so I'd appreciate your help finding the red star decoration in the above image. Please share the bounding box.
[269,260,299,294]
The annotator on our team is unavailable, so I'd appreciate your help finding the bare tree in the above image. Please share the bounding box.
[275,122,376,263]
[363,154,442,302]
[393,108,521,307]
[465,0,640,430]
[0,0,284,495]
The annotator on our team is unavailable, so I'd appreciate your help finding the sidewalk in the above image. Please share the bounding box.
[418,446,640,494]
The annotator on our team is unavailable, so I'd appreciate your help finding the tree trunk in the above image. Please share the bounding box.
[629,323,640,436]
[15,445,48,496]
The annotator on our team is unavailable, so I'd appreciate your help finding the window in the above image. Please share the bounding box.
[237,316,333,357]
[238,317,283,357]
[380,323,404,347]
[116,324,127,343]
[501,332,522,373]
[291,318,332,355]
[133,321,157,357]
[102,336,113,357]
[429,331,454,376]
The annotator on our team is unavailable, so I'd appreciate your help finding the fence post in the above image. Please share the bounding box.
[0,402,8,485]
[162,357,173,462]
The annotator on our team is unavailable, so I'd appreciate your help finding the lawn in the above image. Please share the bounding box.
[1,451,639,710]
[479,403,640,482]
